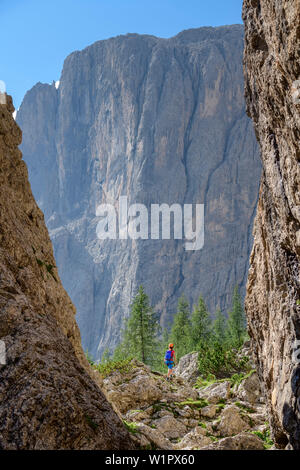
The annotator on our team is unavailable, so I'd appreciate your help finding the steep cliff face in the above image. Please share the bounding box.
[243,0,300,449]
[17,25,261,358]
[0,96,136,449]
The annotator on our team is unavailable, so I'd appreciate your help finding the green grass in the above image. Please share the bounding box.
[235,401,255,414]
[123,420,139,435]
[175,398,209,409]
[229,369,256,388]
[208,435,219,442]
[205,430,219,442]
[86,353,135,378]
[217,403,225,412]
[217,398,226,405]
[152,402,172,413]
[251,429,273,449]
[194,373,218,389]
[198,421,207,429]
[35,257,58,282]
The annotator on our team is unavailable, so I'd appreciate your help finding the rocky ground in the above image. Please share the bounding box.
[98,347,272,450]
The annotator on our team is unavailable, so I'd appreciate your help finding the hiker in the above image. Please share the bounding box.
[164,343,176,380]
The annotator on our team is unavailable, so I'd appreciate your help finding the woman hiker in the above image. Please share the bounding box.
[164,343,176,380]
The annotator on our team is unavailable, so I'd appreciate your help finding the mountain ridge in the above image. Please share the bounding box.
[17,25,261,358]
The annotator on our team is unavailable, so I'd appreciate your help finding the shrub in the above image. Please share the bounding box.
[123,420,139,434]
[251,429,274,449]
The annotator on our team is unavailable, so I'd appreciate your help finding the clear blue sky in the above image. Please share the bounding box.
[1,0,243,109]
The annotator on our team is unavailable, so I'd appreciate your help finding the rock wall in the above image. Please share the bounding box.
[16,25,261,359]
[243,0,300,449]
[0,96,136,449]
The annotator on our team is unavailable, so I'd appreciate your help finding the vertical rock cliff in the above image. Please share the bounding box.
[243,0,300,449]
[0,96,136,449]
[17,25,261,358]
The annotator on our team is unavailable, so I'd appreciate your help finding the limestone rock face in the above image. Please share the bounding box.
[243,0,300,449]
[0,97,136,450]
[16,25,261,358]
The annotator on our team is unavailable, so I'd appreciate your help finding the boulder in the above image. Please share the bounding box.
[198,381,231,404]
[187,419,200,429]
[216,405,250,436]
[176,405,194,418]
[174,426,212,450]
[106,370,163,413]
[175,352,199,384]
[125,410,151,423]
[205,432,265,450]
[134,423,174,450]
[233,372,261,404]
[154,415,187,440]
[200,404,219,419]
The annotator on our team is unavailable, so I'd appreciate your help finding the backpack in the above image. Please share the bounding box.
[165,349,173,361]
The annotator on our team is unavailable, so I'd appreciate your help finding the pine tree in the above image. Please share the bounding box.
[170,294,191,360]
[213,308,227,346]
[101,347,111,364]
[226,286,247,348]
[119,285,160,366]
[153,327,171,372]
[190,296,211,349]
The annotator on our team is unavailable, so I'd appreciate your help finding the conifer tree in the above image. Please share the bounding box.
[226,285,247,348]
[118,285,160,366]
[101,347,111,364]
[190,296,211,349]
[170,294,191,360]
[213,308,227,346]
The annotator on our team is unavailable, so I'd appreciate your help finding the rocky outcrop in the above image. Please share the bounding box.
[243,0,300,449]
[174,352,199,384]
[0,96,136,449]
[99,358,269,450]
[203,432,265,450]
[16,25,262,359]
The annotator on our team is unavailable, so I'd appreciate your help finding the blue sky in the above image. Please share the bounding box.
[1,0,243,109]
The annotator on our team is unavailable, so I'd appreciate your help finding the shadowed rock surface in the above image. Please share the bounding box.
[17,25,261,358]
[243,0,300,449]
[0,96,137,449]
